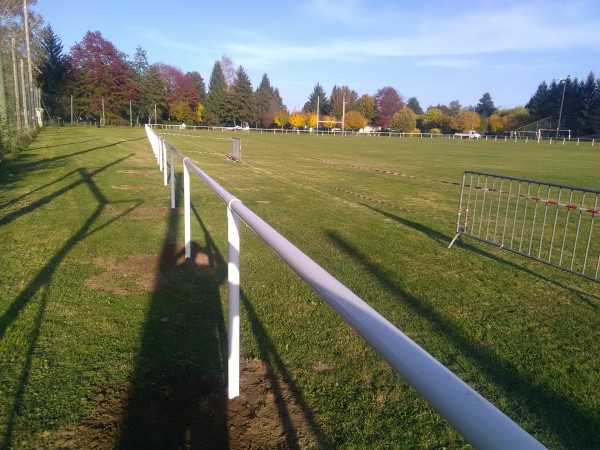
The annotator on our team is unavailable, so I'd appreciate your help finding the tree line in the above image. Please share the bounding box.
[2,3,600,137]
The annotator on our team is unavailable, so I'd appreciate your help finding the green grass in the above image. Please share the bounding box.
[0,126,598,448]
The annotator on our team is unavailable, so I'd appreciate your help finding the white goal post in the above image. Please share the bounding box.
[316,96,346,134]
[537,128,571,140]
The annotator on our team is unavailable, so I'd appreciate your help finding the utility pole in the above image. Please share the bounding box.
[0,50,7,122]
[20,59,29,130]
[23,0,35,128]
[342,96,346,134]
[556,75,570,139]
[12,38,22,130]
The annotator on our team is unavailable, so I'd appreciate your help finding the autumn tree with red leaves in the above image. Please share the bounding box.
[68,31,137,124]
[155,63,199,122]
[373,86,404,129]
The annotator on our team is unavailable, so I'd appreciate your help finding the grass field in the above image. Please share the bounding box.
[0,126,598,448]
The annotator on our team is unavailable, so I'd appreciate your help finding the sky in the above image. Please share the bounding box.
[32,0,599,112]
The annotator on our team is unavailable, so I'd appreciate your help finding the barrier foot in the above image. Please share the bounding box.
[448,233,462,249]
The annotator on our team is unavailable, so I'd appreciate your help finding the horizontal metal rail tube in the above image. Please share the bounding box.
[148,126,544,448]
[465,170,600,195]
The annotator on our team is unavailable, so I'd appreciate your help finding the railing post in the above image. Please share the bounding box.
[163,140,168,186]
[227,201,241,399]
[183,159,191,258]
[170,145,175,209]
[158,138,164,172]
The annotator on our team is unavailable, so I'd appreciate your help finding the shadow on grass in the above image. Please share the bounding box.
[117,173,230,448]
[118,170,330,448]
[366,204,598,307]
[0,137,146,195]
[0,160,140,450]
[240,290,332,449]
[325,228,598,449]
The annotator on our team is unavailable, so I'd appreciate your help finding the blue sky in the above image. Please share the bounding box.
[33,0,599,112]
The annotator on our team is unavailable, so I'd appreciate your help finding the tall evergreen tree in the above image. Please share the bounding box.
[140,64,166,123]
[254,73,283,127]
[475,92,496,117]
[221,65,254,126]
[36,25,68,117]
[187,71,206,104]
[129,46,149,123]
[406,97,424,115]
[204,60,227,125]
[526,81,550,120]
[303,83,329,114]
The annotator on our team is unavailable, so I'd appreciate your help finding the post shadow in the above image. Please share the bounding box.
[239,291,332,449]
[117,173,230,449]
[325,228,598,448]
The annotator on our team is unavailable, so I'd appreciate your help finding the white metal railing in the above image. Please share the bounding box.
[144,124,545,449]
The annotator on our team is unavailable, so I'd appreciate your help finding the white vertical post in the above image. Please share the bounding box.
[170,146,175,209]
[227,201,241,399]
[163,142,168,186]
[159,138,164,172]
[183,159,191,258]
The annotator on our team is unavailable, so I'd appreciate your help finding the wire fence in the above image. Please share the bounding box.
[153,123,599,146]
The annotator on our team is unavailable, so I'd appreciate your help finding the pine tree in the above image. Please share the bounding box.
[475,93,496,117]
[221,65,254,126]
[187,71,206,104]
[406,97,424,115]
[204,60,227,125]
[254,73,283,127]
[36,25,68,117]
[140,65,166,123]
[304,83,329,114]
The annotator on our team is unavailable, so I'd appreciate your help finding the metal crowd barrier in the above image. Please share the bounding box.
[449,170,599,282]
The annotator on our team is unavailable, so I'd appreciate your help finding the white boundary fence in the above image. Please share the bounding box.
[151,123,598,145]
[144,125,545,448]
[449,171,599,282]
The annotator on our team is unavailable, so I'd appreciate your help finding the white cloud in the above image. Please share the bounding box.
[225,1,598,70]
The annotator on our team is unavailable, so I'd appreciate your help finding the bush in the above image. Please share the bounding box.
[0,118,38,163]
[429,128,442,134]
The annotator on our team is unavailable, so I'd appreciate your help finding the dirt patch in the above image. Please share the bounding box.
[40,358,324,449]
[84,244,212,296]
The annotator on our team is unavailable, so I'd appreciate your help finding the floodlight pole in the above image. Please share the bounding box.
[316,96,320,136]
[342,96,346,133]
[556,75,569,139]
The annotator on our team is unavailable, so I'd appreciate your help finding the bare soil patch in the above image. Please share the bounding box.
[84,243,212,296]
[40,358,324,449]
